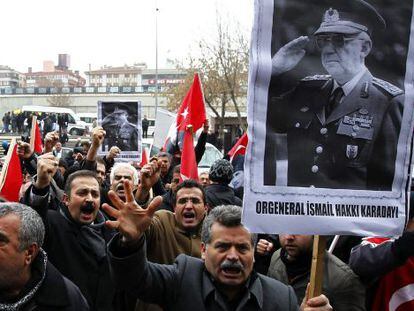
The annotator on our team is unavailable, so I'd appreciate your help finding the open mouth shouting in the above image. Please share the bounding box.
[79,202,96,222]
[115,184,125,198]
[220,260,244,278]
[182,210,196,224]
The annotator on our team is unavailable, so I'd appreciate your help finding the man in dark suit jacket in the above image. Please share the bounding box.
[104,183,332,311]
[264,0,403,191]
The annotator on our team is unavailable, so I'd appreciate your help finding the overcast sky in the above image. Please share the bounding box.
[2,0,254,74]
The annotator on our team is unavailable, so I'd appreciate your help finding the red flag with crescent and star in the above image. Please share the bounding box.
[366,237,414,311]
[228,132,248,162]
[177,73,206,181]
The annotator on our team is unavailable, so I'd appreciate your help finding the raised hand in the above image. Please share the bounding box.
[87,126,106,161]
[140,161,161,190]
[36,153,59,189]
[272,36,309,76]
[17,141,34,159]
[91,126,106,148]
[103,180,162,244]
[43,131,60,153]
[107,146,121,160]
[256,239,274,255]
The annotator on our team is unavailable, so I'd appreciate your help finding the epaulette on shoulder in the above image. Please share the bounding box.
[372,77,403,97]
[301,74,331,82]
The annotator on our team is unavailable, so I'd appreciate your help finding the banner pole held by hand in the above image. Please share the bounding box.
[308,235,326,298]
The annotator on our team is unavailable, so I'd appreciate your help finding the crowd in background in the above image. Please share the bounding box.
[0,119,413,311]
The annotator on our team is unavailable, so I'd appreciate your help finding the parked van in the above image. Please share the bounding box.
[78,112,97,133]
[21,105,87,136]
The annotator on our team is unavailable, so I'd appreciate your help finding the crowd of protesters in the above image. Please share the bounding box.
[0,117,413,311]
[2,110,72,144]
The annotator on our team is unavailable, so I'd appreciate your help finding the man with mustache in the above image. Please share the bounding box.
[268,234,365,311]
[120,161,208,310]
[110,162,140,202]
[103,184,332,310]
[22,158,116,311]
[264,0,403,190]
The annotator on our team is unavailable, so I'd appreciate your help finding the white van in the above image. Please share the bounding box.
[21,105,87,136]
[77,112,97,133]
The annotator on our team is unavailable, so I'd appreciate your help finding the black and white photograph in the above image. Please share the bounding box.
[98,100,141,162]
[243,0,414,236]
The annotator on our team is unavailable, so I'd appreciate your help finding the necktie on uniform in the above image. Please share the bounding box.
[326,87,344,119]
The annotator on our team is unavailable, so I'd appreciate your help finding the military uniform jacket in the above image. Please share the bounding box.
[265,71,403,190]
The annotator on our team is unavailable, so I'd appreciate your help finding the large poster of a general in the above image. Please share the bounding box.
[243,0,414,236]
[97,101,141,162]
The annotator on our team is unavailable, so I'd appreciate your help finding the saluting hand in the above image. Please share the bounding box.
[103,180,162,244]
[272,36,310,76]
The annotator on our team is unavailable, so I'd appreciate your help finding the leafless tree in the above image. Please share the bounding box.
[164,15,249,140]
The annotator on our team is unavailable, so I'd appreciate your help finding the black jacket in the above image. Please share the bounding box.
[23,185,116,311]
[0,251,89,311]
[205,183,243,209]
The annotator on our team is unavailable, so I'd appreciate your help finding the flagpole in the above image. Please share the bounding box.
[30,115,37,152]
[154,2,159,120]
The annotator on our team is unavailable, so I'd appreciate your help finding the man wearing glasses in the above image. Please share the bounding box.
[265,0,403,190]
[125,177,207,310]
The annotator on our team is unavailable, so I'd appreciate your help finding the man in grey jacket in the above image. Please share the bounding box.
[268,234,365,311]
[103,180,332,311]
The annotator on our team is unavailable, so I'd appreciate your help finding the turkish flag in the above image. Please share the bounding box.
[176,73,206,132]
[368,238,414,311]
[139,148,148,168]
[30,116,43,154]
[165,73,206,154]
[0,139,23,202]
[180,129,198,181]
[228,132,248,162]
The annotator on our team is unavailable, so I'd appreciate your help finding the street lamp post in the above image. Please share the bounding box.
[154,4,159,120]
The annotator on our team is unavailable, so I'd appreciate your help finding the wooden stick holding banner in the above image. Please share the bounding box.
[29,115,37,152]
[308,235,326,298]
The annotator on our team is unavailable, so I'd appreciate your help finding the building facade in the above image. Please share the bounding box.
[85,64,186,92]
[24,68,86,88]
[0,66,24,89]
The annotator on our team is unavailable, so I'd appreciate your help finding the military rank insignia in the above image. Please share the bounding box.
[346,144,359,159]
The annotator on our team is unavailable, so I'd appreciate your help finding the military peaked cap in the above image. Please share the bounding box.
[314,0,386,36]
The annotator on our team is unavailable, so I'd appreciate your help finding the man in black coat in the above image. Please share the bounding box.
[0,203,89,311]
[205,159,242,210]
[23,162,115,311]
[103,183,332,311]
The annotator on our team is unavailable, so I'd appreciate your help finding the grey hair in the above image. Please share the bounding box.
[110,162,139,186]
[201,205,256,245]
[0,203,45,251]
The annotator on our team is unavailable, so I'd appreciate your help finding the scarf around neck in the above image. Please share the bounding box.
[59,204,107,261]
[0,249,47,311]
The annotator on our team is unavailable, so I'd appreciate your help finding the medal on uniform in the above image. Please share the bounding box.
[346,145,358,159]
